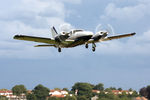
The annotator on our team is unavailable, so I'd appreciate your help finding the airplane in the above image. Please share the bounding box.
[13,26,136,52]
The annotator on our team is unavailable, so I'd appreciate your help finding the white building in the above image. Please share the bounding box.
[0,90,13,96]
[49,90,68,97]
[0,90,26,100]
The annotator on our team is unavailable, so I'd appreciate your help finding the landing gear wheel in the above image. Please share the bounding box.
[85,44,88,48]
[92,43,96,52]
[58,48,61,52]
[92,47,95,52]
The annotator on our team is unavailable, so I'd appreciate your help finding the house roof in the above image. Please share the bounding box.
[134,97,147,100]
[92,90,100,93]
[51,95,65,98]
[0,91,12,93]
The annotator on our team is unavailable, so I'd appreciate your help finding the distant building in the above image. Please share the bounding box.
[133,97,148,100]
[0,90,26,100]
[91,89,133,95]
[91,95,99,100]
[92,90,100,94]
[112,90,133,95]
[0,90,13,96]
[49,90,68,98]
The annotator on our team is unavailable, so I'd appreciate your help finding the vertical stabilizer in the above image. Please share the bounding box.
[51,26,58,38]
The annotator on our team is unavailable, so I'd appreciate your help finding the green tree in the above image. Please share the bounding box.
[0,89,8,91]
[54,88,61,90]
[71,82,93,98]
[26,93,37,100]
[119,96,132,100]
[48,97,60,100]
[77,96,87,100]
[64,95,77,100]
[128,88,133,91]
[32,84,49,100]
[98,91,106,98]
[105,88,112,92]
[105,93,116,100]
[98,92,119,100]
[0,96,8,100]
[118,88,122,91]
[109,87,116,90]
[12,85,27,99]
[93,83,104,91]
[140,87,147,97]
[62,88,69,92]
[118,92,127,98]
[131,91,138,97]
[146,85,150,100]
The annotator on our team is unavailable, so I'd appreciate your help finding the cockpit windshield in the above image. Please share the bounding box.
[69,29,84,34]
[73,30,83,33]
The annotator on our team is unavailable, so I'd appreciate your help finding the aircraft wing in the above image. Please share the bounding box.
[14,35,74,46]
[101,32,136,41]
[14,35,56,44]
[34,44,56,47]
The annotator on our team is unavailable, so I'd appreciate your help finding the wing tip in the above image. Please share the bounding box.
[13,35,20,39]
[13,35,23,39]
[131,32,136,35]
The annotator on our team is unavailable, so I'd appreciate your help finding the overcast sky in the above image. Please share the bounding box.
[0,0,150,91]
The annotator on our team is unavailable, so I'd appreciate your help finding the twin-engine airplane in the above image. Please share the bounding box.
[14,26,136,52]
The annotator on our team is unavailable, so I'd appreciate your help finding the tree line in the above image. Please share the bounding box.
[0,82,150,100]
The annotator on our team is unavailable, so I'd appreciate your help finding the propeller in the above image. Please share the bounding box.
[106,24,115,35]
[59,23,73,33]
[95,24,115,35]
[95,24,102,34]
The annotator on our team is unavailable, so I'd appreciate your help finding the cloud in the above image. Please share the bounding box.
[59,23,74,32]
[96,0,150,56]
[96,30,150,55]
[101,0,150,22]
[1,0,149,59]
[0,0,79,59]
[61,0,82,4]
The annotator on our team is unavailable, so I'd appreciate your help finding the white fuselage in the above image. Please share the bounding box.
[67,30,93,40]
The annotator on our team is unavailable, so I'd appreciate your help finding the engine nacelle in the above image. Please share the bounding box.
[55,33,69,42]
[92,31,108,41]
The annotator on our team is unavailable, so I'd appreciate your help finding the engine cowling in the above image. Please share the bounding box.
[55,33,69,42]
[92,31,107,41]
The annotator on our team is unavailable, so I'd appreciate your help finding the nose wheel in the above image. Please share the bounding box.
[92,43,96,52]
[58,47,61,52]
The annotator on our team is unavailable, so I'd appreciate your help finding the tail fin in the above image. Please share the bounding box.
[51,26,58,38]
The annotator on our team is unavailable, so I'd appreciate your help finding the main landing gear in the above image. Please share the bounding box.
[85,43,88,48]
[85,43,96,52]
[58,47,61,52]
[92,43,96,52]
